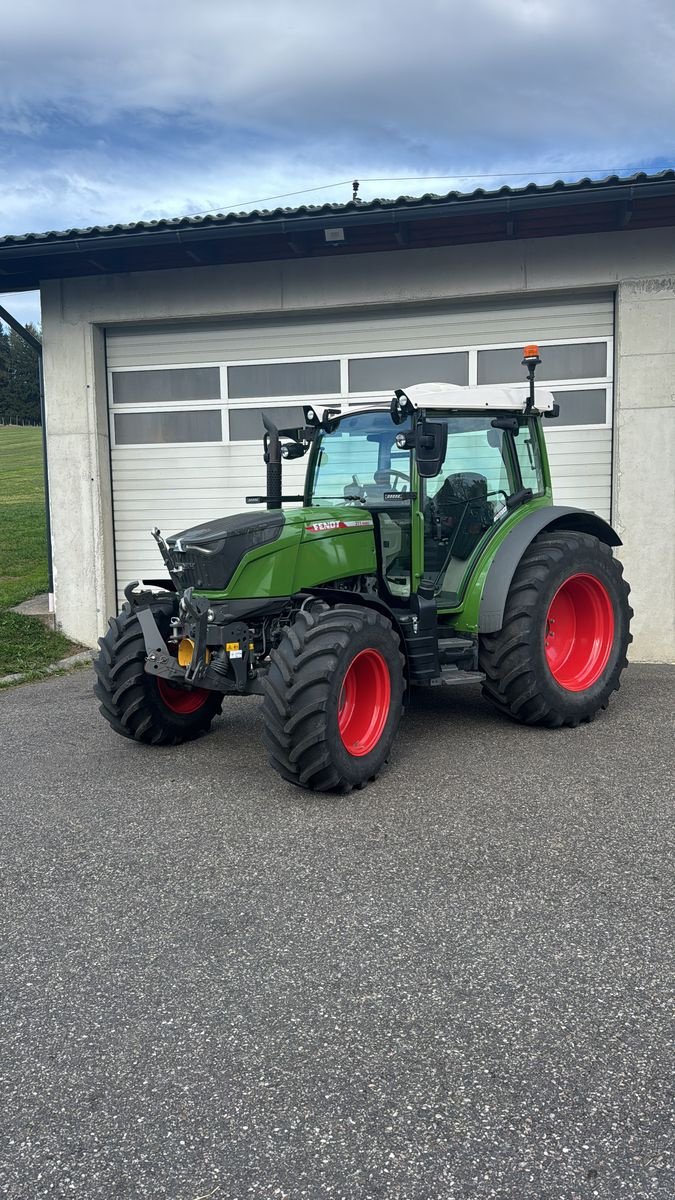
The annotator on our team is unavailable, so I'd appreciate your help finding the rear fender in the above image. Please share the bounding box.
[477,507,621,634]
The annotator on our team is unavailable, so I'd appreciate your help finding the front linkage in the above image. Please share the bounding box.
[137,590,255,695]
[123,580,303,699]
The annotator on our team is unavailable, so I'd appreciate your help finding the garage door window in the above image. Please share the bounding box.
[348,351,468,393]
[477,342,607,385]
[228,406,307,440]
[551,389,607,426]
[113,410,222,445]
[228,360,340,399]
[112,366,221,404]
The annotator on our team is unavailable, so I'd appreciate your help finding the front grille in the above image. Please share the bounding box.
[168,553,208,590]
[166,511,285,593]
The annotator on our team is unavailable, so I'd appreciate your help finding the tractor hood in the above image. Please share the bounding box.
[162,506,377,596]
[168,509,285,555]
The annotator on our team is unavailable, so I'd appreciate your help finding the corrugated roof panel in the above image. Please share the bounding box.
[1,169,674,249]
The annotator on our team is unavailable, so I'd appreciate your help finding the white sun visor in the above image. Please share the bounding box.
[396,381,555,413]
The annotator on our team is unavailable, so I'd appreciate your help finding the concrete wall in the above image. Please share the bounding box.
[40,226,675,660]
[39,309,115,648]
[614,276,675,661]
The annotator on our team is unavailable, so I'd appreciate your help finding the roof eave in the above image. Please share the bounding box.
[3,175,675,262]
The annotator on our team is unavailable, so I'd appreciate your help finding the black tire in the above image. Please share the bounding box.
[94,600,222,745]
[262,603,405,793]
[479,531,632,727]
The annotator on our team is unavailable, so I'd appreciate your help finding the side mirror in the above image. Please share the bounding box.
[415,417,448,478]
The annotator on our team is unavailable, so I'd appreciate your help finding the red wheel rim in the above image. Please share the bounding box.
[544,573,615,692]
[338,649,391,756]
[156,677,211,714]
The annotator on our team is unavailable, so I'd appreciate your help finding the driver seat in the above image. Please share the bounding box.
[425,472,494,569]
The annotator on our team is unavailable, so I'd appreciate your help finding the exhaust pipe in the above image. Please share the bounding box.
[262,412,282,510]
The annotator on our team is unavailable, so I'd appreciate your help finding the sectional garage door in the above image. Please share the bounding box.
[106,293,614,599]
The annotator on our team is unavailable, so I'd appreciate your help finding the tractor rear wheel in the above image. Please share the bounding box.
[262,603,405,792]
[94,601,222,744]
[479,531,632,727]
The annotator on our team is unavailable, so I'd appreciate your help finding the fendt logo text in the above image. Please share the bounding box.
[304,520,373,533]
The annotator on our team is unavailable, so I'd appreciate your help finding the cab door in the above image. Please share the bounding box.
[421,415,521,604]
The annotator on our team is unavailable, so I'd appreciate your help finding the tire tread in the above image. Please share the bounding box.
[261,603,404,793]
[93,602,221,744]
[479,531,632,727]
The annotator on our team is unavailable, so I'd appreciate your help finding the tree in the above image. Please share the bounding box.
[0,321,41,423]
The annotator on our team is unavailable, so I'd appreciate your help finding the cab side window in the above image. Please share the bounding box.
[423,417,518,600]
[514,420,545,494]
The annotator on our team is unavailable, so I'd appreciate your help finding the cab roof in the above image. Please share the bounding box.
[395,382,555,412]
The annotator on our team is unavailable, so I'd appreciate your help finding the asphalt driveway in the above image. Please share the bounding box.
[0,663,673,1199]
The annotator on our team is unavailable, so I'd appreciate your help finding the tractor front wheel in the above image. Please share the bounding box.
[94,602,223,744]
[262,603,405,792]
[479,531,632,727]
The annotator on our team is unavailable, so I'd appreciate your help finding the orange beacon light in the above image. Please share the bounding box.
[522,343,541,409]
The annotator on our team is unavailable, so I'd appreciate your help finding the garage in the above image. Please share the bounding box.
[2,170,672,659]
[107,292,614,599]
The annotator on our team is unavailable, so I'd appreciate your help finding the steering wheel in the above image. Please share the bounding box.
[379,468,410,490]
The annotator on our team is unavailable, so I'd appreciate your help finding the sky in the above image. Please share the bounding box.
[1,0,674,327]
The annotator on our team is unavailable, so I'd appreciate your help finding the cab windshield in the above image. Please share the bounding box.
[308,410,413,601]
[308,410,412,506]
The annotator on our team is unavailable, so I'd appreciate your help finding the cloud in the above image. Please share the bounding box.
[2,1,673,141]
[0,0,673,238]
[0,290,41,329]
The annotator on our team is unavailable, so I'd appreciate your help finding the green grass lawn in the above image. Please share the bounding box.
[0,425,78,677]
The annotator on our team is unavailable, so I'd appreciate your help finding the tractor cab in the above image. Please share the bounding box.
[303,379,555,611]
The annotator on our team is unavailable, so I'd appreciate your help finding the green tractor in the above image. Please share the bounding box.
[94,345,632,793]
